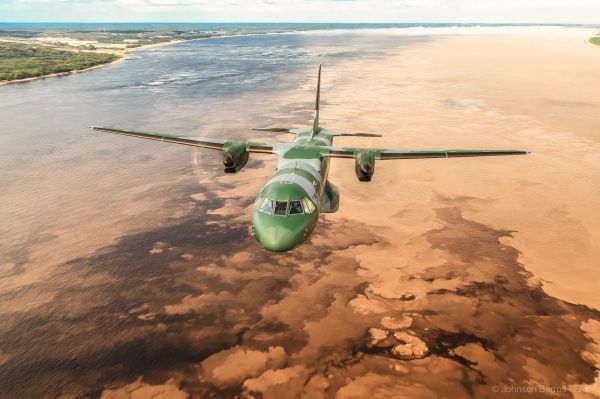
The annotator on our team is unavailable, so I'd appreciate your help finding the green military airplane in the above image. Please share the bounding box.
[91,65,528,252]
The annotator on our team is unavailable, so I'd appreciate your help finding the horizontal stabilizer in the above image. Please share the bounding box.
[251,127,291,133]
[330,131,383,137]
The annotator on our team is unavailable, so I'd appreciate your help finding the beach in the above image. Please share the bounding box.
[1,26,599,398]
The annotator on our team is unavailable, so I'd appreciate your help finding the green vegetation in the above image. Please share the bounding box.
[591,36,600,46]
[0,25,290,82]
[0,43,119,81]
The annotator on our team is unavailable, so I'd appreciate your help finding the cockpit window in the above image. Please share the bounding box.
[274,200,288,215]
[302,197,316,213]
[259,198,273,214]
[254,196,264,210]
[289,200,303,215]
[258,198,308,216]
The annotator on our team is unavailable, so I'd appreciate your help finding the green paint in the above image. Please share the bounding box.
[272,167,322,193]
[252,183,318,252]
[282,146,323,159]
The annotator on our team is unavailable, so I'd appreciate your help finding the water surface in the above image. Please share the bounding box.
[0,30,422,398]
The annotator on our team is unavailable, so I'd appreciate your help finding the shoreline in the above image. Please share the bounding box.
[0,55,126,86]
[1,26,597,86]
[0,32,269,86]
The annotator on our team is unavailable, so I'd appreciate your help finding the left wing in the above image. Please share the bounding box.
[321,146,529,159]
[89,126,277,154]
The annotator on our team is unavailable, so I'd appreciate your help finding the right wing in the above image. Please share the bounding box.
[89,126,277,154]
[328,131,383,138]
[322,146,529,159]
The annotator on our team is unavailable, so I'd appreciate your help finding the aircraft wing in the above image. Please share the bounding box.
[89,126,277,154]
[322,146,529,159]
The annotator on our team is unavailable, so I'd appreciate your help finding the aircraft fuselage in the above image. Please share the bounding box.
[251,128,339,252]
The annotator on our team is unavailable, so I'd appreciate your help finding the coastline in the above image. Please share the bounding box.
[2,26,597,86]
[0,32,267,86]
[0,55,125,86]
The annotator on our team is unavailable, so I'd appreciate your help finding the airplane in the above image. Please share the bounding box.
[90,65,529,252]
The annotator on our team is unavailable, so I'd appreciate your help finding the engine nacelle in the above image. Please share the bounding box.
[222,142,249,173]
[355,150,375,182]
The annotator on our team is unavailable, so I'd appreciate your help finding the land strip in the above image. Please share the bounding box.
[0,26,279,84]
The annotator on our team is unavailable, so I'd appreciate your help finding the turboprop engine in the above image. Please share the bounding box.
[222,142,249,173]
[355,150,375,182]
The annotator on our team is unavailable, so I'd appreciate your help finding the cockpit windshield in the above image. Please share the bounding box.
[274,200,288,215]
[257,198,313,216]
[259,198,273,214]
[289,200,303,215]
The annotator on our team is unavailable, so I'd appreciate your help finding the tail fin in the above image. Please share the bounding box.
[311,64,321,138]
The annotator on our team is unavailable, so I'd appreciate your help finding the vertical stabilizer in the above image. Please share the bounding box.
[311,64,321,138]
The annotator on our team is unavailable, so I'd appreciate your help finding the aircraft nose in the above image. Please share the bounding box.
[252,211,316,252]
[257,226,300,252]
